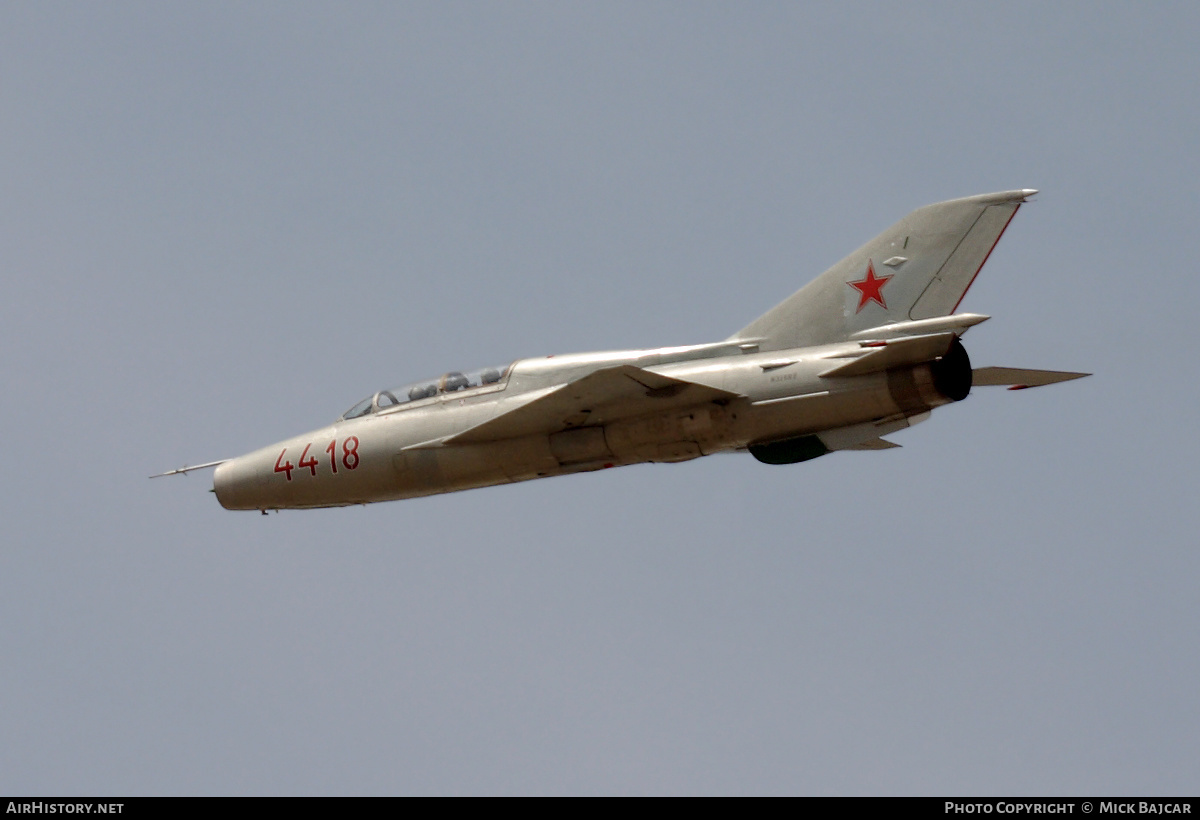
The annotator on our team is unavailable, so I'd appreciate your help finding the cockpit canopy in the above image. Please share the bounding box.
[339,363,513,421]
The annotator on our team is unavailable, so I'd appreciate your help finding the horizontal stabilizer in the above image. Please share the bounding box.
[972,367,1090,390]
[820,332,957,378]
[445,365,741,444]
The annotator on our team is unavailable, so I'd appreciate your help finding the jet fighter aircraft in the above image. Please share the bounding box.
[155,189,1087,511]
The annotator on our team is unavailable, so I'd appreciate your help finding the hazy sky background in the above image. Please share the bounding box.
[3,2,1198,795]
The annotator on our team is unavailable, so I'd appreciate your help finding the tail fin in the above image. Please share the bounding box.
[730,190,1036,352]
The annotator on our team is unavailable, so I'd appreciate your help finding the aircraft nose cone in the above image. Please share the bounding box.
[213,457,263,511]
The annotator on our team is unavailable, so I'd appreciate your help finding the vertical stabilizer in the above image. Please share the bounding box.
[730,190,1036,352]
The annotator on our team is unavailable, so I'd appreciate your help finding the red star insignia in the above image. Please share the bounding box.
[848,260,893,313]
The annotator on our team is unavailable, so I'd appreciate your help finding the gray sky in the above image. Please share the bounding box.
[3,2,1198,795]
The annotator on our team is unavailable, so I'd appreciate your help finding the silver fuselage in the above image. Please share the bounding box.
[213,338,959,511]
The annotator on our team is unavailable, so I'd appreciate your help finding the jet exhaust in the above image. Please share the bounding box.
[930,338,972,402]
